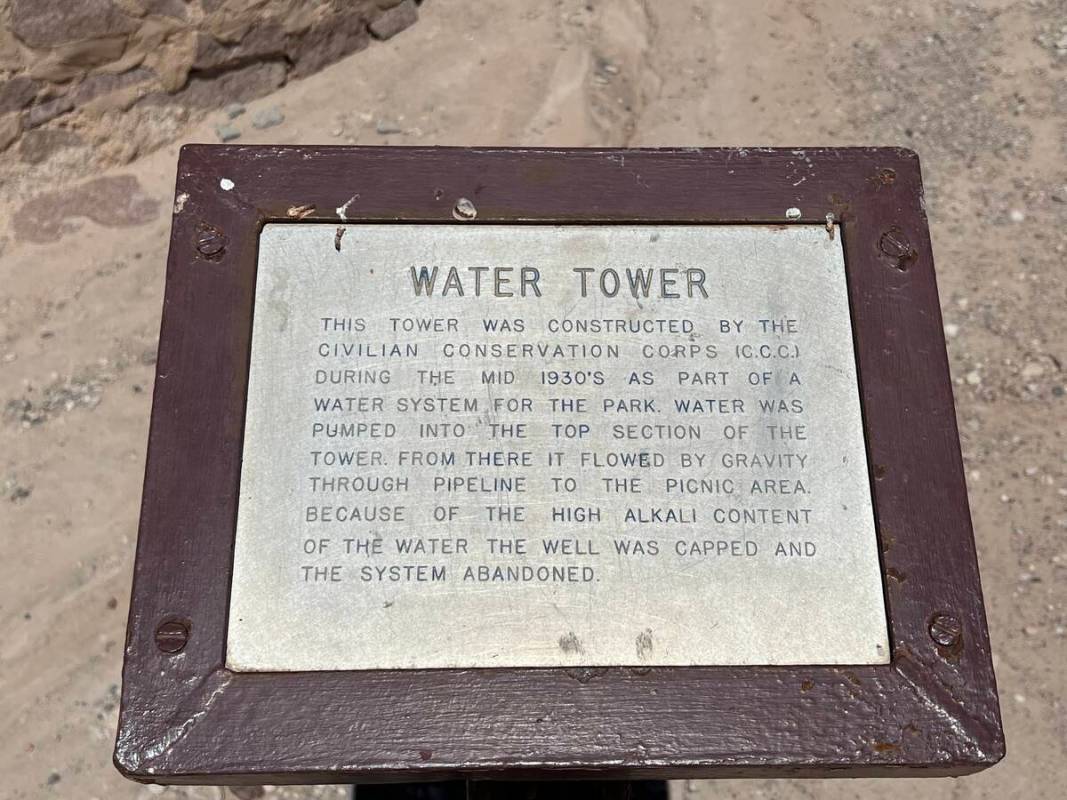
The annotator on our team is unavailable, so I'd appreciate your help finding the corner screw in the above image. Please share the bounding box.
[873,167,896,186]
[195,224,227,258]
[155,619,190,654]
[452,198,477,221]
[928,614,962,649]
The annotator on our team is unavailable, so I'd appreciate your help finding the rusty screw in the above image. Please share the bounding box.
[878,227,914,267]
[874,167,896,186]
[928,614,962,649]
[196,225,227,258]
[155,619,190,654]
[452,197,477,221]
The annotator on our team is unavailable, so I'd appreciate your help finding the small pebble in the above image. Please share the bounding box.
[1021,362,1044,379]
[252,106,284,130]
[1009,209,1026,223]
[965,370,982,386]
[376,119,403,135]
[215,123,241,142]
[944,322,960,338]
[224,103,246,119]
[1014,693,1026,704]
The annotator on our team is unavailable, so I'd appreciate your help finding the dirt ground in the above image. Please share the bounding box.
[2,1,1065,798]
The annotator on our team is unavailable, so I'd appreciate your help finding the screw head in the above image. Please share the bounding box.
[874,167,896,185]
[928,614,962,649]
[452,197,477,221]
[155,619,190,654]
[195,224,227,258]
[878,227,913,262]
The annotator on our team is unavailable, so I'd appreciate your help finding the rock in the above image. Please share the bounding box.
[288,10,371,78]
[280,5,318,38]
[965,370,982,386]
[201,0,233,12]
[251,106,284,129]
[17,128,84,164]
[225,102,246,119]
[943,322,959,338]
[25,95,74,129]
[0,113,22,152]
[199,62,286,106]
[376,119,403,135]
[0,76,38,115]
[144,29,198,93]
[193,25,287,72]
[215,122,241,142]
[71,68,154,107]
[80,84,144,116]
[10,0,137,49]
[143,0,190,19]
[0,26,25,71]
[369,0,419,41]
[145,61,287,109]
[1009,208,1026,223]
[28,36,130,82]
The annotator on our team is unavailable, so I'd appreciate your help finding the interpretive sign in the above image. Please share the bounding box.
[116,147,1003,785]
[229,224,888,671]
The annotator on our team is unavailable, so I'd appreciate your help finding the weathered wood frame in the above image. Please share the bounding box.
[115,146,1003,784]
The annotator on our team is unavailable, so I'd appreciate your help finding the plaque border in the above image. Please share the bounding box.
[115,146,1004,783]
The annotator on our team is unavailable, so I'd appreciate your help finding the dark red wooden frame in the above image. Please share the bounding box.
[114,146,1003,784]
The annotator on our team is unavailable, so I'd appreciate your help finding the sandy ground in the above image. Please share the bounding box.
[2,1,1065,798]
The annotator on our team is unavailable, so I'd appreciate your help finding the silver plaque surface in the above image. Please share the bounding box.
[227,223,889,671]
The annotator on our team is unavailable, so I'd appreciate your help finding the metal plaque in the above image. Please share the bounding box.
[227,223,889,671]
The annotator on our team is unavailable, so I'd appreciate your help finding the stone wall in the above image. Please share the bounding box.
[0,0,420,156]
